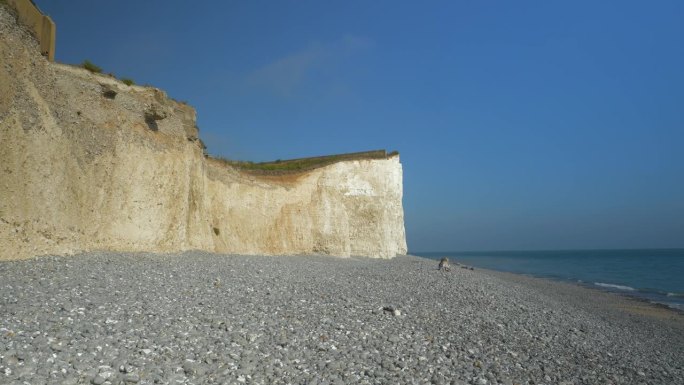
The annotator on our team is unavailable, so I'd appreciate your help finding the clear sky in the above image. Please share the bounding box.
[33,1,684,252]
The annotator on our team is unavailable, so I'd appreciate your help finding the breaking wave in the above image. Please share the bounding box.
[594,282,636,291]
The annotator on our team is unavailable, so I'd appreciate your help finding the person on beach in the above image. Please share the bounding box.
[438,257,450,272]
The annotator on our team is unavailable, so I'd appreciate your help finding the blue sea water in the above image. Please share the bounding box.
[414,249,684,311]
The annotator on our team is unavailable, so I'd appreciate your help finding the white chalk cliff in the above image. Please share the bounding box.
[0,6,407,260]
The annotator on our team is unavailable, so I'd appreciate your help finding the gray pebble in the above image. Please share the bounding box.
[124,373,140,383]
[0,248,679,385]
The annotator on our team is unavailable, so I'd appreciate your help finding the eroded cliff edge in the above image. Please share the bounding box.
[0,7,407,260]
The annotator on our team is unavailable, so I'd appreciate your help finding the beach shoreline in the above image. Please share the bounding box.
[415,249,684,314]
[1,252,682,384]
[453,260,684,326]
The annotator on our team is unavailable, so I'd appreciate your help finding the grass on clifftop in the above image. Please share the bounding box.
[81,60,102,73]
[78,60,135,86]
[215,150,399,174]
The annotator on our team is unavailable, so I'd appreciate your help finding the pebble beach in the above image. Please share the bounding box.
[1,252,682,385]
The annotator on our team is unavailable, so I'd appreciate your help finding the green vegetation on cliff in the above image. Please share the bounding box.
[81,60,102,73]
[215,150,399,174]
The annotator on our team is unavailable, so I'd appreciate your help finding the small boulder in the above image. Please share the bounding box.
[383,306,402,316]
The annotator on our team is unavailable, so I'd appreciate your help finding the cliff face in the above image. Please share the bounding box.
[0,7,407,260]
[204,157,406,258]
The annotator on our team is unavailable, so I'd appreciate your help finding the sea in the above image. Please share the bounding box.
[414,249,684,312]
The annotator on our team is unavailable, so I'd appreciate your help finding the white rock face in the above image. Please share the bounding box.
[204,157,406,258]
[0,8,407,260]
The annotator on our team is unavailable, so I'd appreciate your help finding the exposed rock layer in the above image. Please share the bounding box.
[0,7,407,260]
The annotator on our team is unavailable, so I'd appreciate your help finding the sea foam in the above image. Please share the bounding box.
[594,282,636,291]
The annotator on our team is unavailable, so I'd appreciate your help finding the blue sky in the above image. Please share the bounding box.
[34,1,684,252]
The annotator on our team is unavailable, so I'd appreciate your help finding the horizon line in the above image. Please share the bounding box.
[410,247,684,254]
